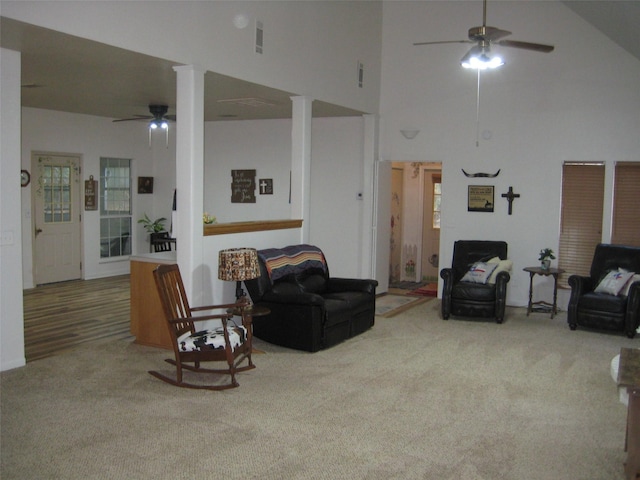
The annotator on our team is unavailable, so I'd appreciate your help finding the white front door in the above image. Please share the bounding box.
[31,153,82,285]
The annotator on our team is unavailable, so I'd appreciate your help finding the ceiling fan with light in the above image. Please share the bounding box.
[413,0,554,69]
[413,0,554,146]
[113,104,175,147]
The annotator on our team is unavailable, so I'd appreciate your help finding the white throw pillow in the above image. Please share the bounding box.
[621,273,640,297]
[486,258,513,284]
[461,262,498,284]
[594,270,635,296]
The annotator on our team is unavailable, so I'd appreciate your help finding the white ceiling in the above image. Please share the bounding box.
[0,17,365,122]
[1,2,638,123]
[561,1,640,62]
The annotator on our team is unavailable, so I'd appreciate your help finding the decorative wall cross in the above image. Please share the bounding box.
[501,186,521,215]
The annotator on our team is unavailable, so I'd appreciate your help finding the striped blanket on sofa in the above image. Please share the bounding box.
[258,244,327,281]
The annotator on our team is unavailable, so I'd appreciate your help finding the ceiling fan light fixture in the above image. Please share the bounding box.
[148,117,170,149]
[149,119,169,130]
[461,47,504,70]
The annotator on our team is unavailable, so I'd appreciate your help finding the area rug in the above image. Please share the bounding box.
[375,294,431,317]
[408,282,438,297]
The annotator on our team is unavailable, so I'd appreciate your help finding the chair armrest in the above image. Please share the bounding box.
[568,275,593,298]
[440,268,454,319]
[191,297,249,312]
[567,274,593,328]
[326,278,378,295]
[168,312,233,325]
[622,282,640,337]
[440,268,454,292]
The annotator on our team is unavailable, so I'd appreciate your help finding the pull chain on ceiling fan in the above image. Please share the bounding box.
[413,0,554,145]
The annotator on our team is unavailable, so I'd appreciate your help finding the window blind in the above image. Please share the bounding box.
[612,162,640,247]
[558,163,605,285]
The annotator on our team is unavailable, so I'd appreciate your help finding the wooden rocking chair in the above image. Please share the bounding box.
[150,263,255,390]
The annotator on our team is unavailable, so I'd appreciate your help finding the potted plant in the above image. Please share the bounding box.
[539,248,556,270]
[138,213,166,234]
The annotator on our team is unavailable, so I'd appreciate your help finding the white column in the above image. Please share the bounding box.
[290,96,312,243]
[360,114,378,278]
[173,64,206,303]
[0,48,26,371]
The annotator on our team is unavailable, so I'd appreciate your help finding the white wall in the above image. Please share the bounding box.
[17,108,370,338]
[2,0,382,116]
[20,108,176,286]
[204,115,370,279]
[1,48,26,370]
[309,116,367,278]
[380,1,640,307]
[205,119,292,223]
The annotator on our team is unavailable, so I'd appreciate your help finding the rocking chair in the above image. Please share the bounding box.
[150,263,255,390]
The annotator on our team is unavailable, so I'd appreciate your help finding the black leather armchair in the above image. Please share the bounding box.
[568,243,640,338]
[244,245,378,352]
[440,240,510,323]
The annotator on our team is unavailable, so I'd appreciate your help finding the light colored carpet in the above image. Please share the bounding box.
[375,294,430,317]
[1,301,636,479]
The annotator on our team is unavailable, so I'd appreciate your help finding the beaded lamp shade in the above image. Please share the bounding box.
[218,248,260,299]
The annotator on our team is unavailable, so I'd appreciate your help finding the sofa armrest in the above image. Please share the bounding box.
[261,291,325,307]
[326,278,378,295]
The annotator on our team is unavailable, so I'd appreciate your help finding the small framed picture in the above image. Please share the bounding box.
[468,185,494,212]
[138,177,154,194]
[259,178,273,195]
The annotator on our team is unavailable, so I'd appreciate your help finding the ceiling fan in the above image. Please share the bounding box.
[413,0,554,69]
[413,0,554,146]
[113,104,176,126]
[113,104,175,147]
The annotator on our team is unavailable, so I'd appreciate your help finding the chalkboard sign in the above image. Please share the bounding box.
[231,169,256,203]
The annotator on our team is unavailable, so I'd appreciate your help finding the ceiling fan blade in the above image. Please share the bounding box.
[165,115,177,121]
[112,115,152,123]
[414,40,471,46]
[497,39,554,53]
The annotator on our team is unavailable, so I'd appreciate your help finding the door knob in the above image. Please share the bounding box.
[35,227,43,236]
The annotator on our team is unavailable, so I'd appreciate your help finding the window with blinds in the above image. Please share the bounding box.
[558,163,605,284]
[612,162,640,247]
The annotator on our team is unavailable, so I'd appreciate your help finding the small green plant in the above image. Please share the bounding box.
[538,248,556,261]
[138,213,166,233]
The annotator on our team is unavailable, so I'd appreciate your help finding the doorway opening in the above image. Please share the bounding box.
[388,162,442,294]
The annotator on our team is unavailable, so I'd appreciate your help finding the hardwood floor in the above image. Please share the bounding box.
[23,275,133,362]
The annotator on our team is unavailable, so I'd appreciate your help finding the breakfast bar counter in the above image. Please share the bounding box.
[130,252,177,349]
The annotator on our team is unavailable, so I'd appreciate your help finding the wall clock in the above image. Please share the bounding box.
[21,169,31,187]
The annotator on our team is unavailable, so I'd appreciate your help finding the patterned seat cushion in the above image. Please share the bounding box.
[177,325,247,352]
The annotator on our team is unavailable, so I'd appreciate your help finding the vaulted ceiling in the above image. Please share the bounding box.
[1,2,638,123]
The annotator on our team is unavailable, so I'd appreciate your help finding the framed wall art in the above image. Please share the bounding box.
[468,185,494,212]
[138,176,154,194]
[231,169,256,203]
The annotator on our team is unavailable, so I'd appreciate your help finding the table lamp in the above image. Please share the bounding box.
[218,248,260,300]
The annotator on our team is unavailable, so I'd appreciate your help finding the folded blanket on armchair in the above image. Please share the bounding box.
[258,244,327,281]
